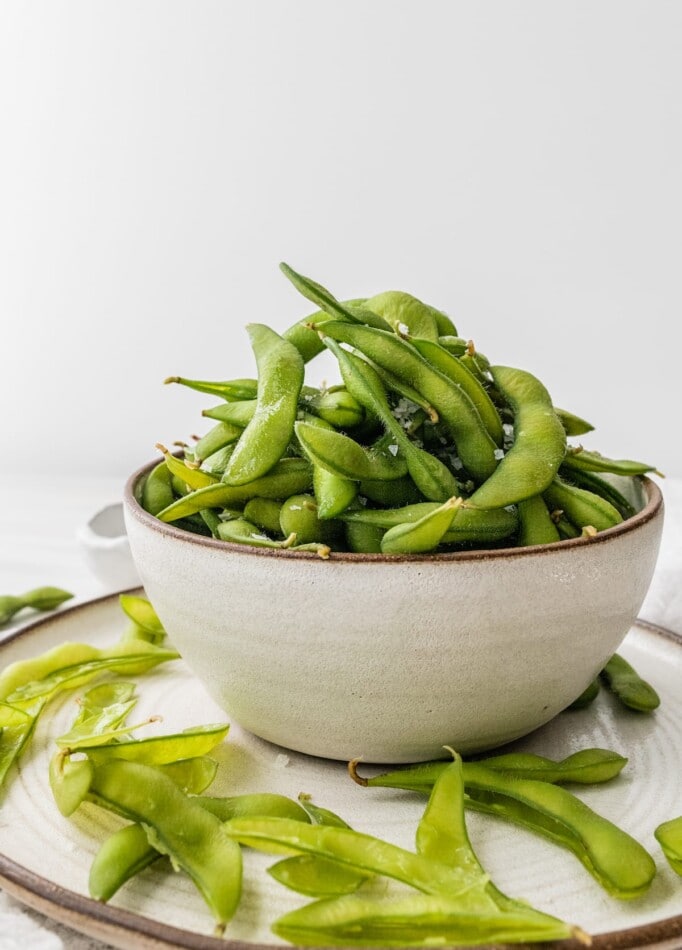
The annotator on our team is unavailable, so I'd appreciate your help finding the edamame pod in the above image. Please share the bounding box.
[224,325,304,485]
[156,458,313,522]
[295,421,408,482]
[467,366,566,509]
[90,760,242,930]
[318,322,498,482]
[322,337,460,502]
[600,654,660,712]
[543,478,623,532]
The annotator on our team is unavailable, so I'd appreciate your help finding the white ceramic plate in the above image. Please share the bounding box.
[2,592,682,950]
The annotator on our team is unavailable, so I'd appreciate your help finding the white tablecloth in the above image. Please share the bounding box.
[1,473,681,950]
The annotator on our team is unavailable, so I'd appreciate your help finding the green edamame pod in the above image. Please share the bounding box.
[279,263,390,332]
[216,518,296,549]
[295,421,408,482]
[543,478,623,532]
[283,298,368,362]
[322,337,460,502]
[563,447,659,477]
[409,338,504,446]
[461,764,656,899]
[600,654,660,712]
[269,854,368,898]
[359,477,424,508]
[89,822,160,902]
[554,407,595,436]
[118,595,165,643]
[164,376,257,401]
[156,458,313,522]
[0,587,74,627]
[49,751,94,816]
[80,722,229,766]
[558,465,637,519]
[655,817,682,875]
[308,389,365,429]
[567,678,601,710]
[363,290,441,342]
[381,497,463,555]
[345,521,385,553]
[350,747,627,794]
[90,760,242,931]
[199,444,236,477]
[203,400,256,427]
[516,495,561,546]
[243,498,283,536]
[280,494,337,545]
[224,325,304,486]
[314,466,358,520]
[467,366,566,509]
[141,461,175,516]
[194,422,243,462]
[319,322,498,483]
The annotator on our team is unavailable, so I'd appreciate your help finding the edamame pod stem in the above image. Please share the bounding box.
[224,324,304,486]
[467,366,567,509]
[156,458,313,522]
[90,760,242,930]
[318,322,498,482]
[600,653,660,712]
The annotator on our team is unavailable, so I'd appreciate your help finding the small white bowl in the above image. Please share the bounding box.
[77,503,141,591]
[124,463,664,763]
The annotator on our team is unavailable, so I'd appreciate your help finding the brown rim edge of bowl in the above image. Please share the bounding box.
[123,458,664,563]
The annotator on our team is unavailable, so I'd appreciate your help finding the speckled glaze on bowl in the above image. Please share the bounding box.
[124,463,663,763]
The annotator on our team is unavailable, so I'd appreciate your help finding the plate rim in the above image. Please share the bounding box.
[1,593,681,950]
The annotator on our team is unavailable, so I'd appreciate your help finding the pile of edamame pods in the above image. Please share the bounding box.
[140,263,659,555]
[2,594,681,944]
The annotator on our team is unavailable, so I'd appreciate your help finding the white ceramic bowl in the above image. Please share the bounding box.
[124,464,663,763]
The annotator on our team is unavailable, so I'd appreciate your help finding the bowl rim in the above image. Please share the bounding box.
[124,457,664,564]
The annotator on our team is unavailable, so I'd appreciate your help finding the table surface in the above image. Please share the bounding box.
[1,473,681,950]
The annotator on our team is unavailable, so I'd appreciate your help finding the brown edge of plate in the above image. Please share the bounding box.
[0,597,681,950]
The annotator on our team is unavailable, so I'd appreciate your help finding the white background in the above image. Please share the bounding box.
[1,1,680,479]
